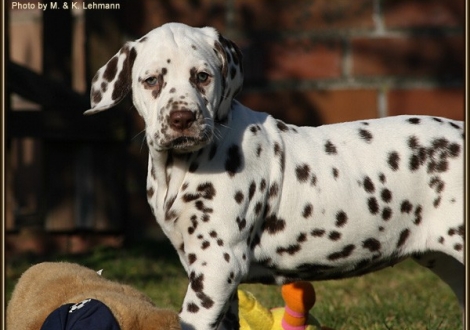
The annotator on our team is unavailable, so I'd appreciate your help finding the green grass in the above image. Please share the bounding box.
[6,239,461,329]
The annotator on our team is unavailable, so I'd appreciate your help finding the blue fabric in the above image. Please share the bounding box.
[41,298,120,330]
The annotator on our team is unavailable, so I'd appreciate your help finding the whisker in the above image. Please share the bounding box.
[131,128,148,153]
[132,129,146,141]
[140,135,147,153]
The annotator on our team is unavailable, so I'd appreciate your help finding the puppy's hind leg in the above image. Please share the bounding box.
[412,251,464,311]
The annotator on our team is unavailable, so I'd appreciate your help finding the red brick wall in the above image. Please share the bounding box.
[123,0,465,125]
[6,1,465,254]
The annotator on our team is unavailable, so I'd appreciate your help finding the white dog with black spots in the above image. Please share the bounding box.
[86,23,464,330]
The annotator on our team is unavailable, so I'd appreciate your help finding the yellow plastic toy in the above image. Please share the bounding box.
[238,281,333,330]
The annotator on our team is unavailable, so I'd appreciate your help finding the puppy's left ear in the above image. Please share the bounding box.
[84,41,137,115]
[212,32,244,121]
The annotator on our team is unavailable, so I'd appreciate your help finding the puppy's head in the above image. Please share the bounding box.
[85,23,243,153]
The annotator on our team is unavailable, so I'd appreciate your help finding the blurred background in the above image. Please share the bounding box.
[4,0,465,257]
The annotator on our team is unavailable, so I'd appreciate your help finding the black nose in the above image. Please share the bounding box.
[169,110,196,131]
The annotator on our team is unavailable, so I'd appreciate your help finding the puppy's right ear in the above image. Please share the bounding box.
[84,41,137,115]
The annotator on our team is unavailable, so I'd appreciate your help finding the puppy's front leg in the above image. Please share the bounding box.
[217,291,239,330]
[179,250,242,330]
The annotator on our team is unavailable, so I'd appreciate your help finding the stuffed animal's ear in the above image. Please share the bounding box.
[84,42,137,115]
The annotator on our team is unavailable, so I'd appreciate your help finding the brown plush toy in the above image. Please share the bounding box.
[6,262,181,330]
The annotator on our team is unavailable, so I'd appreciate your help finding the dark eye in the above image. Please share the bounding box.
[145,76,158,86]
[197,72,209,83]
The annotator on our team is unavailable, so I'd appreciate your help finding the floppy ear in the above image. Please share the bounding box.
[212,33,244,122]
[84,41,137,115]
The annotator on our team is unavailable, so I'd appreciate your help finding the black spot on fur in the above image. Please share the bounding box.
[303,204,313,218]
[188,254,197,265]
[260,179,267,192]
[297,233,307,242]
[296,164,310,182]
[311,229,325,237]
[273,143,285,172]
[408,136,420,149]
[329,231,341,241]
[250,125,261,135]
[407,117,421,124]
[103,56,119,82]
[195,200,213,214]
[189,162,199,173]
[368,197,379,214]
[277,120,289,132]
[363,176,375,193]
[413,205,423,225]
[382,207,392,221]
[190,272,204,292]
[310,174,317,186]
[236,216,247,231]
[381,189,392,203]
[112,47,136,101]
[234,191,244,204]
[409,154,420,171]
[198,292,214,309]
[91,88,102,104]
[256,145,263,157]
[325,140,337,154]
[188,216,198,234]
[400,200,413,214]
[359,129,373,142]
[449,122,460,129]
[363,238,381,252]
[277,244,301,255]
[263,215,286,234]
[248,181,256,201]
[269,183,279,198]
[449,143,461,158]
[225,144,242,177]
[332,167,339,178]
[335,211,348,227]
[397,229,410,248]
[183,193,201,203]
[388,151,400,171]
[379,173,386,183]
[187,302,199,313]
[328,244,355,260]
[197,182,216,199]
[255,202,263,215]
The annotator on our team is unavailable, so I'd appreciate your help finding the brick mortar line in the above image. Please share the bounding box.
[341,38,352,78]
[377,88,387,118]
[373,0,386,35]
[235,27,463,42]
[243,77,463,93]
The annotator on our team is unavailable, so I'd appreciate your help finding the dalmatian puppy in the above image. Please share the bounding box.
[85,23,464,330]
